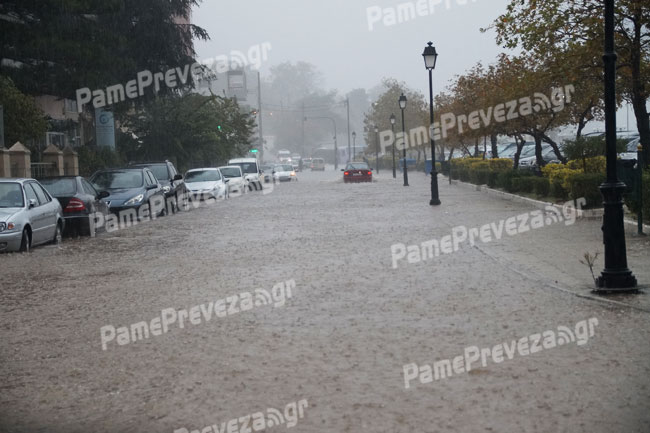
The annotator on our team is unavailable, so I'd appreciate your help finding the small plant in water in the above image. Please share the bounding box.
[579,252,600,287]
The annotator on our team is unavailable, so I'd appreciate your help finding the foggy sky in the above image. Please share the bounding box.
[192,0,641,133]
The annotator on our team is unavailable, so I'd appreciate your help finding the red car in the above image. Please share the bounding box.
[342,162,373,183]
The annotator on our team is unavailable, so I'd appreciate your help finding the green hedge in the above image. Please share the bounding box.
[532,177,550,197]
[624,169,650,222]
[569,173,606,208]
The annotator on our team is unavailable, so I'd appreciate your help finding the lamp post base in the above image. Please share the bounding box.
[429,169,441,206]
[595,181,637,292]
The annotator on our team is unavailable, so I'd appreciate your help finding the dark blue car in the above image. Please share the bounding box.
[89,168,166,218]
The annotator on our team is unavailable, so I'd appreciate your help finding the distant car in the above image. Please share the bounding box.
[518,144,562,169]
[311,158,325,171]
[228,158,263,191]
[0,178,64,252]
[302,157,313,168]
[620,137,641,161]
[89,168,166,216]
[40,176,110,236]
[217,166,247,195]
[184,168,229,201]
[273,164,297,182]
[260,164,274,183]
[130,161,185,212]
[342,162,373,183]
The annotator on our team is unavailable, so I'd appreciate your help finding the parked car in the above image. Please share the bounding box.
[342,162,373,183]
[302,157,313,168]
[311,158,325,171]
[260,164,275,183]
[40,176,110,236]
[89,168,166,216]
[0,178,64,252]
[228,158,262,191]
[217,166,247,195]
[620,136,641,161]
[519,144,563,169]
[273,164,298,182]
[130,161,185,212]
[184,168,229,200]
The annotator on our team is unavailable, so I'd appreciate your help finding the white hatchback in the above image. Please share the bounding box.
[217,166,247,196]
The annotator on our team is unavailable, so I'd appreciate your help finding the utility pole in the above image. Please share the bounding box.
[257,72,264,161]
[301,101,305,157]
[346,97,351,164]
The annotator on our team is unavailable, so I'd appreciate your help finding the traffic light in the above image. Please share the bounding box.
[217,125,222,131]
[250,149,258,154]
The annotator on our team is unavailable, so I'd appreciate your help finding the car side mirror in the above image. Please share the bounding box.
[28,199,37,209]
[173,174,183,181]
[341,169,345,171]
[98,191,110,199]
[146,184,158,190]
[224,179,230,183]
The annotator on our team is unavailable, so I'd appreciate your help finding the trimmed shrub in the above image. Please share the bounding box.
[487,171,500,188]
[459,167,470,182]
[625,170,650,223]
[567,156,607,173]
[488,158,513,171]
[550,178,569,200]
[470,169,490,185]
[532,177,551,197]
[569,173,606,208]
[517,176,536,193]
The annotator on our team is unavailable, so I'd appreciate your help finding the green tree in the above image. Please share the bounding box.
[119,93,256,171]
[490,0,650,166]
[0,76,47,147]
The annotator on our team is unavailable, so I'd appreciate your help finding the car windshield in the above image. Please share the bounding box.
[348,163,369,170]
[231,162,257,174]
[219,167,241,178]
[185,170,221,182]
[145,165,170,181]
[39,178,77,196]
[278,165,293,171]
[0,183,24,208]
[91,171,143,189]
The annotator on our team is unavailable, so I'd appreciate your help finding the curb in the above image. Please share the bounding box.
[449,178,650,230]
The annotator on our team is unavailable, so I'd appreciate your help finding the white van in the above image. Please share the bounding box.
[228,158,262,191]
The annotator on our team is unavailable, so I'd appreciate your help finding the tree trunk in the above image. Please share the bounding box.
[534,133,545,168]
[474,138,479,157]
[541,133,568,164]
[513,134,525,169]
[629,9,650,168]
[491,133,498,158]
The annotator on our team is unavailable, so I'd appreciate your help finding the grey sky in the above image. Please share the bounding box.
[192,0,642,133]
[192,0,511,96]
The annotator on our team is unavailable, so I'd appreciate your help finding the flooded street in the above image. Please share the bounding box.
[2,170,649,432]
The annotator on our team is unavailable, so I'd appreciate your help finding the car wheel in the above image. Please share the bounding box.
[83,216,96,237]
[52,221,63,246]
[19,228,31,252]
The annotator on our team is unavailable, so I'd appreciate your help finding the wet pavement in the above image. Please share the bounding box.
[1,168,649,432]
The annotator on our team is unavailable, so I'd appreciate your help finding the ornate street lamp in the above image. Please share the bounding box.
[596,0,636,291]
[423,41,441,205]
[390,114,397,179]
[399,93,409,187]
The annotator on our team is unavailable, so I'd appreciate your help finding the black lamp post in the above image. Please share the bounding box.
[596,0,636,291]
[423,42,441,206]
[352,131,356,161]
[399,93,409,187]
[390,114,397,179]
[374,125,380,174]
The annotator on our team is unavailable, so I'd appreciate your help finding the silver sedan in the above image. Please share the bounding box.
[0,179,65,252]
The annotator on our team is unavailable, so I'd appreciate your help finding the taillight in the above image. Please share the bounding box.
[64,198,86,213]
[344,171,349,176]
[367,171,372,175]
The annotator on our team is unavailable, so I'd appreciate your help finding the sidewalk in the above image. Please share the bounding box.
[440,175,650,312]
